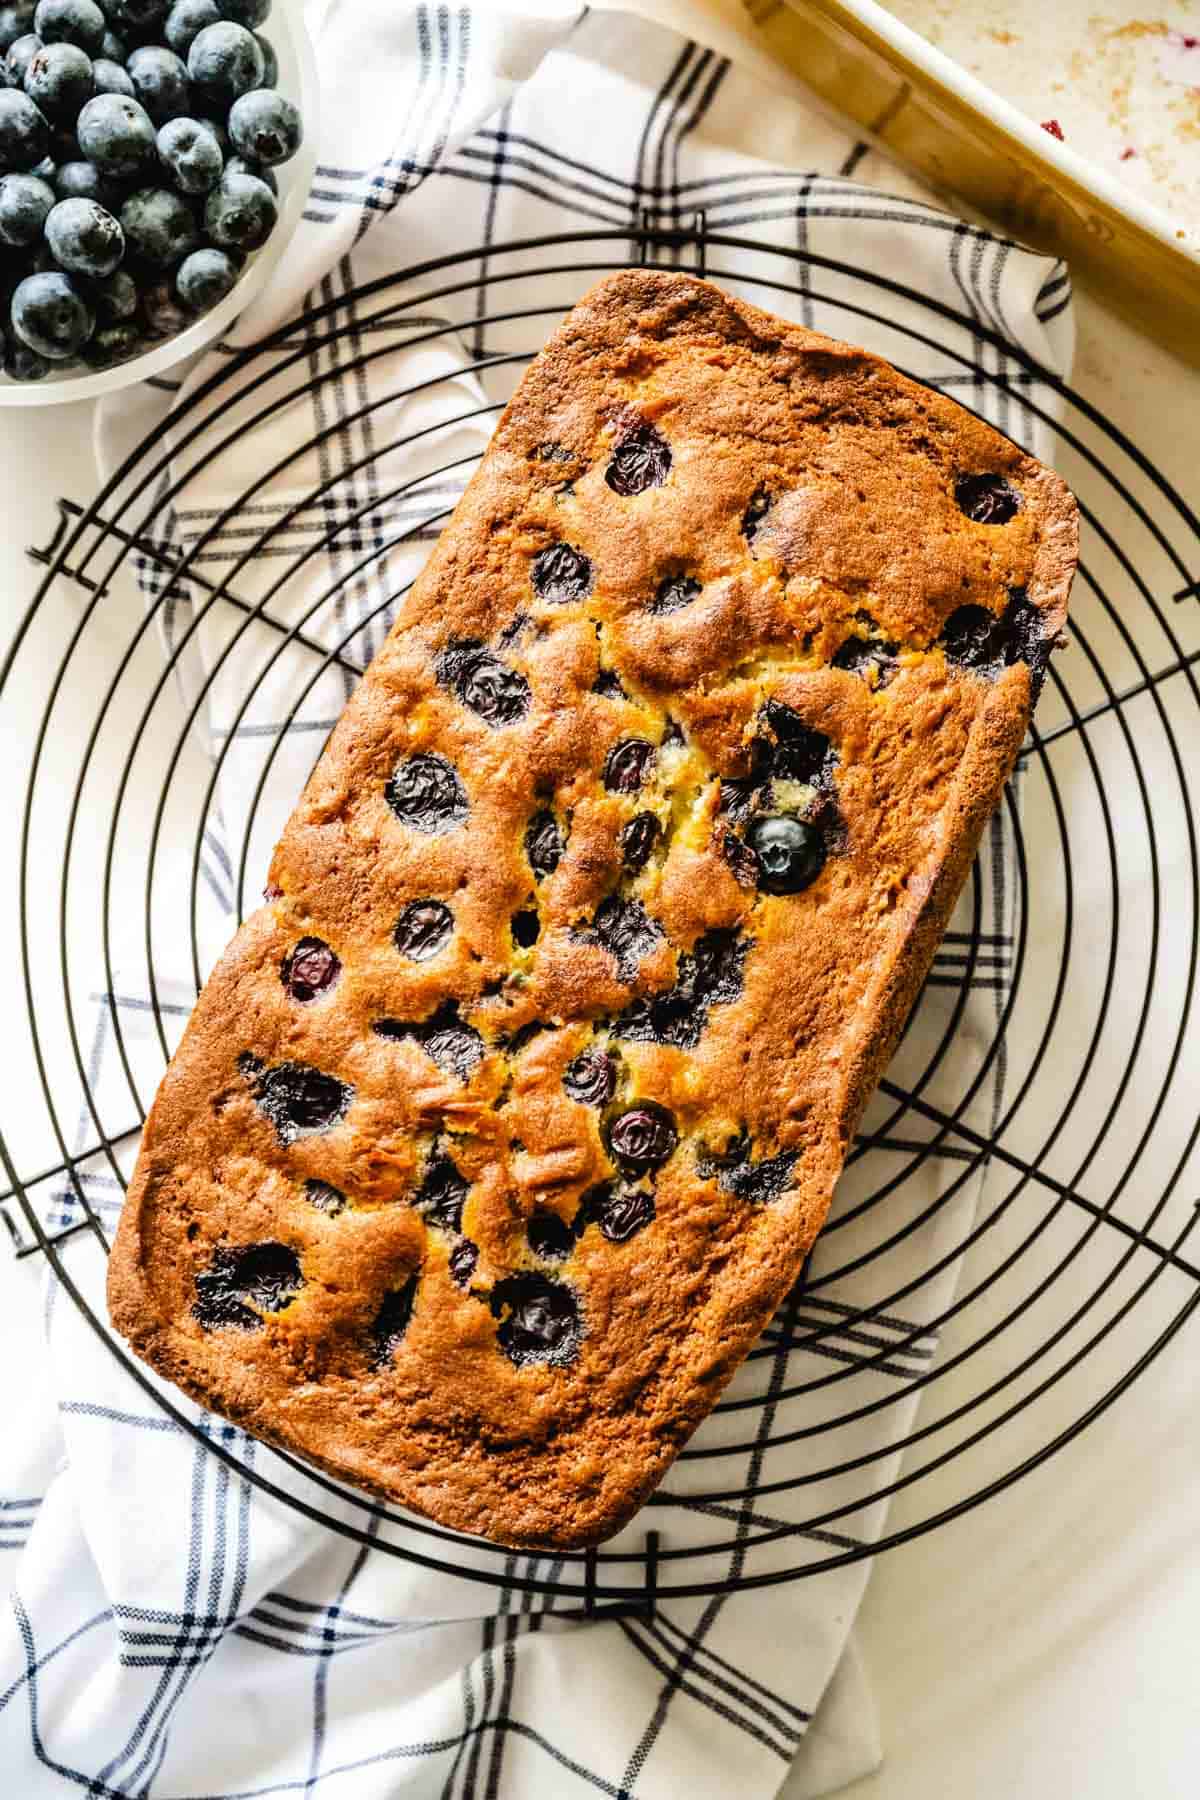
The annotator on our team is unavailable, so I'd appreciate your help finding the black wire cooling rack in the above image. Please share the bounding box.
[3,221,1200,1607]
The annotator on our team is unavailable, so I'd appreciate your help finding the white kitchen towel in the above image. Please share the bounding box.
[0,3,1075,1798]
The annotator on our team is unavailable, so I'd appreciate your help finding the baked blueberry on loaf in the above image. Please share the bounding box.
[108,271,1078,1548]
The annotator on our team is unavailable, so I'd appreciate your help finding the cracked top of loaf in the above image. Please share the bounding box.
[108,270,1078,1548]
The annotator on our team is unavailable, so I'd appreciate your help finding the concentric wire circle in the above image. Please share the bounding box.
[3,227,1199,1602]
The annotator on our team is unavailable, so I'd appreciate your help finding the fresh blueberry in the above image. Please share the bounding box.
[76,94,156,175]
[11,267,91,356]
[0,274,24,335]
[0,5,35,57]
[0,170,52,245]
[44,194,121,272]
[745,814,824,894]
[222,148,271,190]
[90,55,134,97]
[163,0,218,56]
[203,162,274,249]
[33,0,104,54]
[140,272,188,334]
[156,114,222,190]
[175,241,235,308]
[0,84,48,167]
[105,0,169,36]
[125,44,188,123]
[53,156,123,205]
[23,41,91,118]
[252,28,274,87]
[227,84,299,165]
[79,315,140,364]
[219,0,269,27]
[88,263,137,319]
[187,20,262,100]
[4,29,40,85]
[119,185,198,265]
[98,27,124,60]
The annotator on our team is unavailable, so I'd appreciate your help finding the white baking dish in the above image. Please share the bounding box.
[732,0,1197,361]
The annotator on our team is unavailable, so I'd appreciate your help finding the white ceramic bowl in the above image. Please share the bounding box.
[0,0,319,406]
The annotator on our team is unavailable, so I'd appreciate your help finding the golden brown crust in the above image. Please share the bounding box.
[107,271,1078,1548]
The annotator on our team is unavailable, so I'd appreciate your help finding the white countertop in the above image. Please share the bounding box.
[1,3,1197,1796]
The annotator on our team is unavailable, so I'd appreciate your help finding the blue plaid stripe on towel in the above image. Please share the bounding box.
[0,3,1074,1795]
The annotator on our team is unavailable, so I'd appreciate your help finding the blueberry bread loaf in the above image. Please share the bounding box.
[108,271,1078,1548]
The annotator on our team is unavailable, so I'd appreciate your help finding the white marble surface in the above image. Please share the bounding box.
[0,4,1197,1797]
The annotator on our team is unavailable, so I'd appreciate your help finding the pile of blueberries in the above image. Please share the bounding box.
[0,0,301,379]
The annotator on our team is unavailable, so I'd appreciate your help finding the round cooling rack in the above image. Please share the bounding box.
[3,224,1200,1606]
